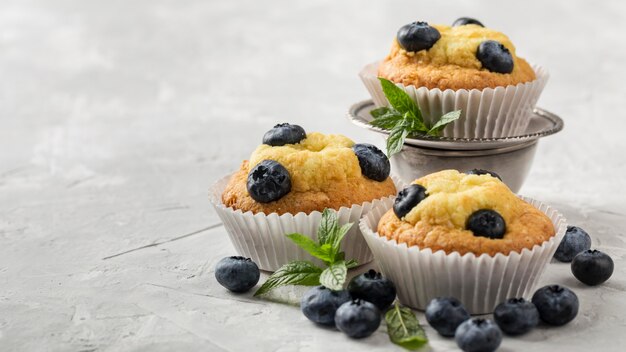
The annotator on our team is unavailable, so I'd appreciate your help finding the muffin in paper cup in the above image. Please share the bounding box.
[359,196,566,314]
[359,62,549,139]
[210,174,402,272]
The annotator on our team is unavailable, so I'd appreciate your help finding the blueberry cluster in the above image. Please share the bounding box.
[396,17,514,74]
[247,124,391,203]
[425,285,579,352]
[554,226,614,286]
[393,169,508,239]
[301,270,396,338]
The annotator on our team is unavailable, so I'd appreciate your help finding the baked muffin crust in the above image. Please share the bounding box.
[222,133,396,215]
[378,24,536,90]
[377,170,555,256]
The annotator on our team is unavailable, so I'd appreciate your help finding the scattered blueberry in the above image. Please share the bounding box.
[352,143,391,182]
[531,285,579,326]
[571,249,614,286]
[452,17,484,27]
[214,256,260,293]
[476,40,514,74]
[247,160,291,203]
[348,269,396,311]
[466,209,506,239]
[466,168,502,181]
[335,299,382,338]
[397,21,441,52]
[554,226,592,262]
[262,123,306,146]
[455,318,502,352]
[393,184,428,219]
[300,286,351,326]
[425,297,470,337]
[493,298,539,335]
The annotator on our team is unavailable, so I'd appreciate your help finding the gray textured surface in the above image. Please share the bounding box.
[1,0,625,351]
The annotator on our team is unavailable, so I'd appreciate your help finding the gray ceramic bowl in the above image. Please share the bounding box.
[347,100,564,192]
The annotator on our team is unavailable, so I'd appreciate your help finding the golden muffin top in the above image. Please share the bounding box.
[249,132,361,193]
[239,124,392,206]
[402,169,519,228]
[399,24,518,71]
[378,19,537,90]
[377,169,556,256]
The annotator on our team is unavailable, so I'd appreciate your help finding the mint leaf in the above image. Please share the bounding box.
[370,106,393,118]
[386,123,410,156]
[378,78,421,119]
[331,222,353,255]
[319,261,347,291]
[385,303,429,350]
[345,259,359,269]
[286,233,332,264]
[317,208,338,245]
[370,111,404,130]
[427,110,461,136]
[254,261,323,296]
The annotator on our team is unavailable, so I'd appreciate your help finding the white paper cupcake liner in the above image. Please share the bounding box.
[359,196,566,314]
[359,62,549,139]
[210,174,401,272]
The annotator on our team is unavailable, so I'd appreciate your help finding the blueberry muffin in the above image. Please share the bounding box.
[222,124,397,215]
[377,170,555,256]
[378,18,536,90]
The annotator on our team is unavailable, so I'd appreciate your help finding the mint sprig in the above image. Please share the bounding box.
[370,78,462,156]
[254,209,357,296]
[385,302,429,350]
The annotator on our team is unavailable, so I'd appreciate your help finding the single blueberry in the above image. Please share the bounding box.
[214,256,260,293]
[348,269,396,311]
[466,209,506,239]
[531,285,579,326]
[246,160,291,203]
[554,226,592,262]
[476,40,514,74]
[393,184,428,219]
[335,299,382,338]
[352,143,391,182]
[425,297,470,337]
[397,21,441,52]
[571,249,614,286]
[300,286,351,326]
[466,169,502,181]
[262,123,306,146]
[493,298,539,335]
[455,318,502,352]
[452,17,484,27]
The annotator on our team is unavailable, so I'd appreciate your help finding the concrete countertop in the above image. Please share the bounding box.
[1,0,625,350]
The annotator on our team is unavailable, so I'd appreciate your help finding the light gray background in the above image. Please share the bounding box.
[1,0,625,351]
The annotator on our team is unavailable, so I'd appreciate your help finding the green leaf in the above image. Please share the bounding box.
[319,261,347,291]
[370,111,404,130]
[254,261,323,296]
[385,303,429,350]
[386,123,410,157]
[427,110,462,136]
[286,233,332,263]
[331,222,353,254]
[404,111,428,134]
[378,78,421,119]
[370,106,392,118]
[317,208,338,245]
[345,259,359,269]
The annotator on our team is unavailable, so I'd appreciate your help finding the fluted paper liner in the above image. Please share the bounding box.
[210,174,402,272]
[359,196,566,314]
[359,62,549,139]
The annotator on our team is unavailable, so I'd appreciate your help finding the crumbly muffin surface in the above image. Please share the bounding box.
[377,170,555,256]
[378,24,536,90]
[222,133,396,214]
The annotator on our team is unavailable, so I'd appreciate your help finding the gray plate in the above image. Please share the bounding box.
[347,100,564,150]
